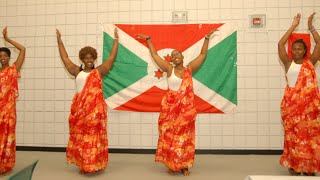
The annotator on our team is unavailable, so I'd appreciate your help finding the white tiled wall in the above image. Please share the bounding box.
[1,0,319,149]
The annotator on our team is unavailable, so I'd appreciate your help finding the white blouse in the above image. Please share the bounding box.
[75,71,90,92]
[168,68,183,91]
[286,61,302,88]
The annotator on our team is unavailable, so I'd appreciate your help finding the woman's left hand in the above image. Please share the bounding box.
[114,28,119,39]
[308,12,316,30]
[206,29,218,38]
[136,34,150,40]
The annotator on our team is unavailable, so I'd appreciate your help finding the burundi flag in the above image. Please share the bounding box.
[102,24,237,113]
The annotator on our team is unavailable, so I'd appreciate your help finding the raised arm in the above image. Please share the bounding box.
[187,30,217,73]
[56,29,79,77]
[278,13,300,71]
[3,27,26,72]
[308,13,320,65]
[136,34,171,72]
[96,28,119,77]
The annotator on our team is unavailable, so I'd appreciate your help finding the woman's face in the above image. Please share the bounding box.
[81,54,96,68]
[171,50,184,65]
[0,51,10,66]
[292,42,306,60]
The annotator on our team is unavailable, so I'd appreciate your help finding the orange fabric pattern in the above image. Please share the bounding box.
[66,69,108,173]
[0,65,18,173]
[155,68,197,171]
[280,59,320,173]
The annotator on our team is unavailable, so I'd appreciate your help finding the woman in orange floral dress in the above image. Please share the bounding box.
[0,27,26,174]
[137,30,217,176]
[56,28,118,173]
[278,13,320,176]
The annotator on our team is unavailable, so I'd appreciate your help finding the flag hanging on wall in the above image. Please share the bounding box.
[102,24,237,113]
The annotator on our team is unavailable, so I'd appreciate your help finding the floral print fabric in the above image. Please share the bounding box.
[280,59,320,173]
[155,68,197,171]
[66,69,108,173]
[0,65,18,173]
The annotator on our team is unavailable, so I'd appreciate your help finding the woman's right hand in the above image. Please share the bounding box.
[292,13,301,26]
[136,34,150,40]
[56,29,61,39]
[3,27,9,41]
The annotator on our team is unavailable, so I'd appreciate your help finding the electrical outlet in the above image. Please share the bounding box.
[172,11,188,24]
[249,14,266,28]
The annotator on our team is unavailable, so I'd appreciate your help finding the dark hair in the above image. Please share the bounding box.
[292,39,308,58]
[0,47,11,57]
[79,46,97,60]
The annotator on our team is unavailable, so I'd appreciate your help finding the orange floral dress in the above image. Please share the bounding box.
[280,59,320,173]
[0,65,19,173]
[66,69,108,173]
[155,68,197,171]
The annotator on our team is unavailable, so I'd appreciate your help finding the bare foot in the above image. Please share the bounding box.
[302,172,316,176]
[181,168,190,176]
[94,169,104,174]
[0,169,13,176]
[288,168,300,176]
[167,168,174,175]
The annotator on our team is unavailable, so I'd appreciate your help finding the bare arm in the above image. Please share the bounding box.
[187,30,217,73]
[56,29,79,77]
[308,13,320,65]
[278,13,300,71]
[136,34,171,72]
[96,28,119,77]
[3,27,26,72]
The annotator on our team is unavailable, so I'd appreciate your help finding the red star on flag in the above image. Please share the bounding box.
[164,54,171,62]
[154,69,163,79]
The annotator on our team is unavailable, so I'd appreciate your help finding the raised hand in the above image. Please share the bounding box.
[114,28,119,39]
[308,12,320,65]
[56,29,62,39]
[3,27,9,41]
[136,34,150,40]
[206,29,218,38]
[308,12,316,30]
[2,26,26,71]
[97,28,119,77]
[56,28,80,77]
[292,13,301,27]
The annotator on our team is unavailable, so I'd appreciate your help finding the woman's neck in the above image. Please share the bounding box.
[175,64,184,70]
[0,64,9,69]
[83,67,93,72]
[293,58,304,64]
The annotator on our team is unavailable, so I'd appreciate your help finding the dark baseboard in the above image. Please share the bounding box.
[17,146,66,152]
[16,146,282,155]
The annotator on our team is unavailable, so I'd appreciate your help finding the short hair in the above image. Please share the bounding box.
[292,39,308,58]
[79,46,97,60]
[0,47,11,57]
